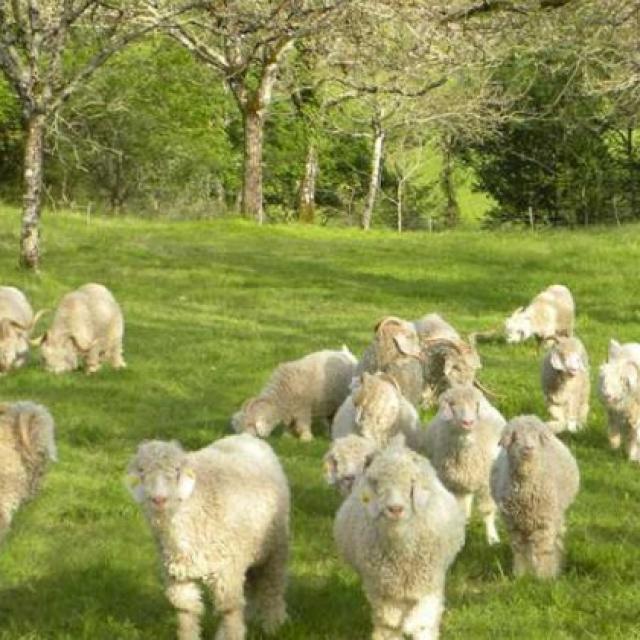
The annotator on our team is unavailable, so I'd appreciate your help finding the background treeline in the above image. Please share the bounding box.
[1,1,639,249]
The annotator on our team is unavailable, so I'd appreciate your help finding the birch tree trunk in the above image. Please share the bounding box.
[242,106,265,224]
[298,142,318,223]
[20,113,47,270]
[397,176,405,233]
[361,120,385,230]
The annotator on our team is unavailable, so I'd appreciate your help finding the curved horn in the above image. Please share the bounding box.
[373,316,403,333]
[70,335,99,354]
[7,319,28,331]
[28,308,50,333]
[30,332,47,347]
[473,378,501,400]
[422,337,469,354]
[467,325,503,345]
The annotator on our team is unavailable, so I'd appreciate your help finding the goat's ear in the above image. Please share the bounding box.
[623,362,639,389]
[125,470,145,503]
[15,412,40,459]
[550,350,564,371]
[499,426,516,448]
[323,453,337,484]
[411,479,430,512]
[394,333,421,358]
[580,352,589,371]
[609,339,622,360]
[177,467,196,500]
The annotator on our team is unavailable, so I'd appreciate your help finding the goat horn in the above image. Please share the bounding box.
[473,379,501,399]
[29,309,50,333]
[422,337,469,353]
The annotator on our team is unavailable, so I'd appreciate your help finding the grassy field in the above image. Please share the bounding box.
[1,206,640,639]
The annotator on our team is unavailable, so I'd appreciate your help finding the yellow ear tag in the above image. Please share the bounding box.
[183,469,195,479]
[361,491,371,505]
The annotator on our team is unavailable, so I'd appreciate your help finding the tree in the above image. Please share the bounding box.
[460,48,620,226]
[49,38,239,216]
[0,0,194,269]
[158,0,350,223]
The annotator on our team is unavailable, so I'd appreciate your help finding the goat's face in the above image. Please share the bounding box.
[443,349,480,386]
[37,333,79,374]
[231,398,277,438]
[127,441,195,515]
[0,320,29,373]
[358,449,430,526]
[549,337,587,377]
[439,385,482,433]
[500,417,550,470]
[505,308,532,344]
[599,359,638,407]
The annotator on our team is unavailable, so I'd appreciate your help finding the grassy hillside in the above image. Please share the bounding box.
[0,207,639,639]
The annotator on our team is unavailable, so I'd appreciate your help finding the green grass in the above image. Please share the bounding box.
[1,206,640,639]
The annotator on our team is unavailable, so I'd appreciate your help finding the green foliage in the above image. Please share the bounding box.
[460,49,637,227]
[48,38,240,216]
[0,78,22,197]
[2,206,640,637]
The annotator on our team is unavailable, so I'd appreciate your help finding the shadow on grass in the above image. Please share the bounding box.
[0,565,170,639]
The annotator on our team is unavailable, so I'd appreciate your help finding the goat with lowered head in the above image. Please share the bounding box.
[412,312,486,407]
[32,283,126,374]
[331,371,420,448]
[355,316,424,407]
[422,384,505,545]
[127,434,290,640]
[0,401,57,542]
[505,284,575,344]
[541,336,590,433]
[491,415,579,579]
[598,339,640,461]
[0,286,46,373]
[232,346,357,441]
[334,438,465,640]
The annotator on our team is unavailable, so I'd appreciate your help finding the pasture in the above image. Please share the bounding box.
[1,206,639,639]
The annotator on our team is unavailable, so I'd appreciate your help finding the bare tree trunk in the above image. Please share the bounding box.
[20,113,46,270]
[441,133,460,228]
[627,126,637,217]
[298,142,318,223]
[397,176,404,233]
[361,121,385,230]
[242,107,265,224]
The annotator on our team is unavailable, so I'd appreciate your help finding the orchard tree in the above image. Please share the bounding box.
[0,0,194,269]
[158,0,350,223]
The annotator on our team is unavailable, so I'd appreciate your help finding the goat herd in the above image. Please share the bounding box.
[0,281,637,639]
